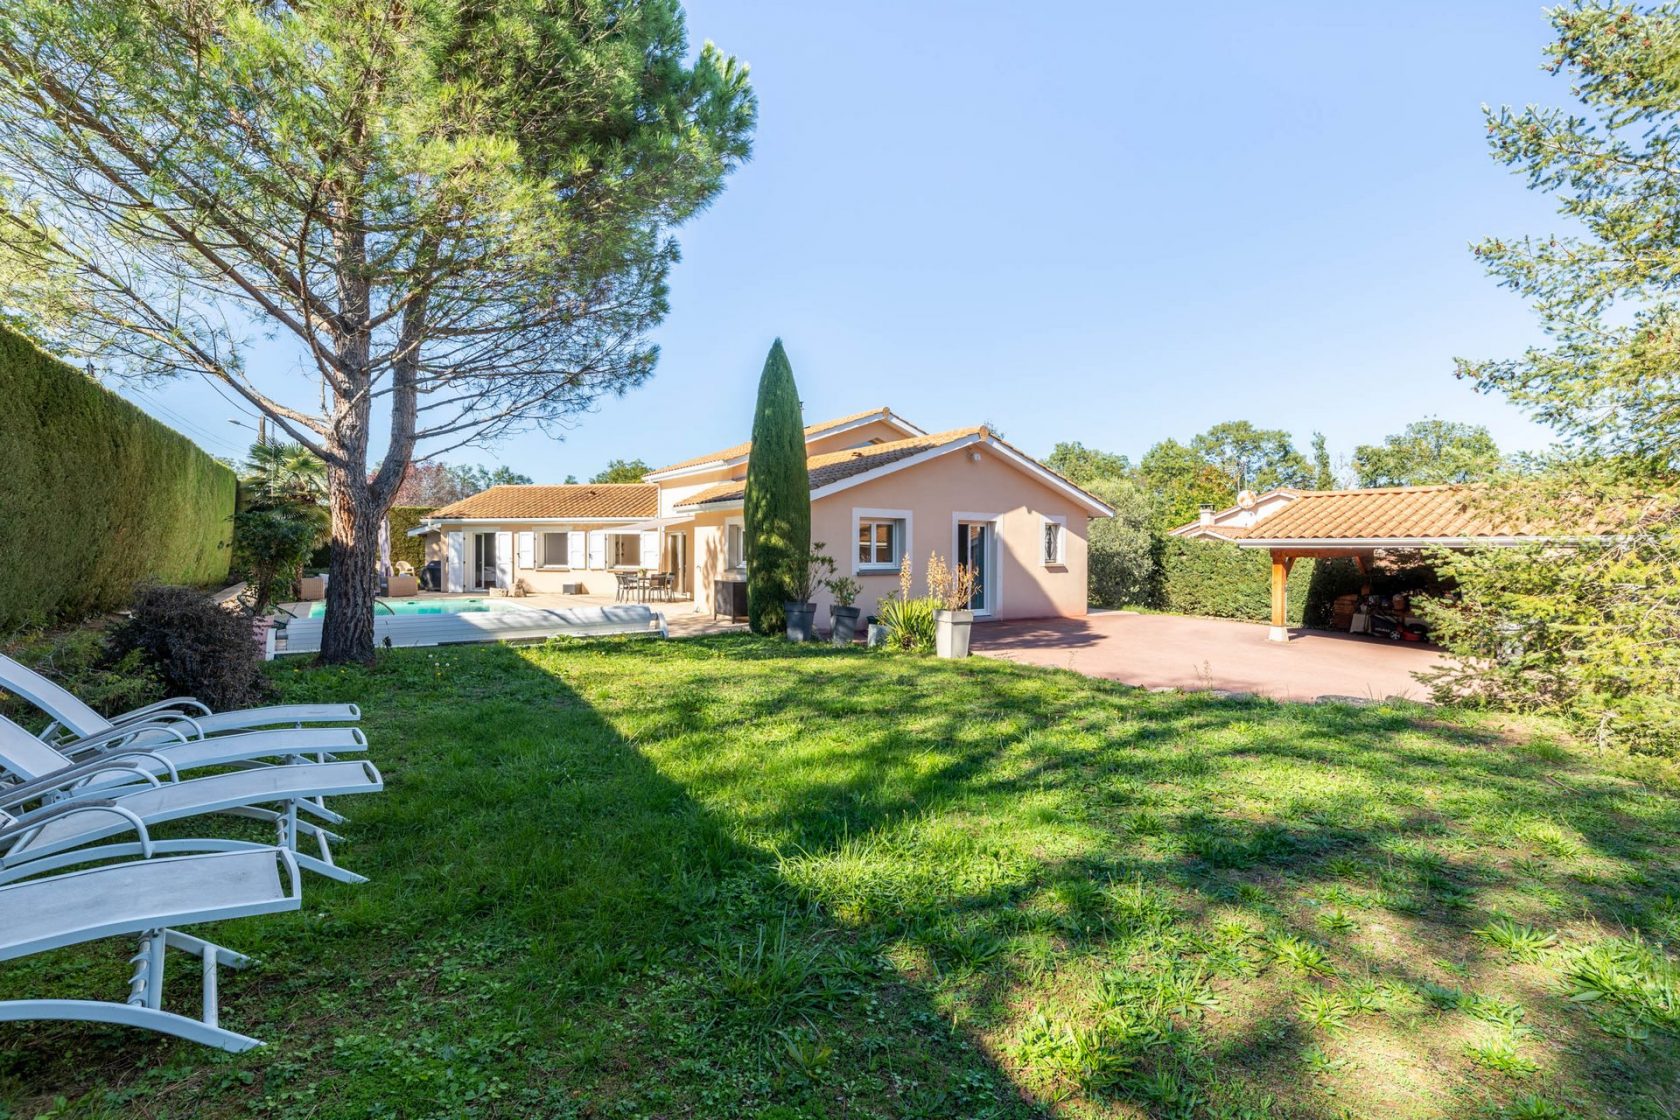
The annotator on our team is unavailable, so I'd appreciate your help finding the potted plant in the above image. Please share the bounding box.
[783,543,834,642]
[926,552,979,659]
[825,575,862,645]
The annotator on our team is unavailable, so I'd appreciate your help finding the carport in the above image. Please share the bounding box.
[1174,484,1559,642]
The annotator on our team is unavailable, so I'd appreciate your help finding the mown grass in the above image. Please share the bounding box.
[3,636,1679,1119]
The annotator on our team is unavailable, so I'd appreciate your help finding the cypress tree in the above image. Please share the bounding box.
[742,339,810,633]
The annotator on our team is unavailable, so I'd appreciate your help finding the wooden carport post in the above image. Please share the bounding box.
[1268,550,1293,643]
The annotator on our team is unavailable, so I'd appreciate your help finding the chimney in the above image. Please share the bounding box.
[1198,505,1215,526]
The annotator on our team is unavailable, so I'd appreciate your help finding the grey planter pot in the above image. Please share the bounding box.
[784,601,817,642]
[865,619,888,648]
[830,605,862,646]
[934,608,975,659]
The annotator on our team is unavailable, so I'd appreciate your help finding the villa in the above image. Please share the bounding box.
[409,408,1114,621]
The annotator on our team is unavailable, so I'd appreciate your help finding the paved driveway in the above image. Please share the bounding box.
[972,611,1446,703]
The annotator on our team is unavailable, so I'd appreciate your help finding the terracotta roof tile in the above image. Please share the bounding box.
[675,427,987,508]
[650,408,904,474]
[1188,484,1609,542]
[430,484,658,520]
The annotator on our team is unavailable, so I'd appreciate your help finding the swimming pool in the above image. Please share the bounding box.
[306,597,517,619]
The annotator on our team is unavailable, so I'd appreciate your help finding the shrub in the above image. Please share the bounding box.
[0,325,235,631]
[232,506,322,613]
[877,595,936,653]
[876,557,937,652]
[1084,478,1159,609]
[106,585,268,711]
[783,543,834,605]
[1421,474,1680,756]
[0,624,162,733]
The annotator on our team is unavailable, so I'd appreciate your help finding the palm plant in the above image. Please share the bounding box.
[241,441,327,509]
[236,441,329,605]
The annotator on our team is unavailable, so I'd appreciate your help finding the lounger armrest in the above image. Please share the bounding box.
[108,697,214,725]
[56,722,191,761]
[0,754,173,810]
[0,799,154,859]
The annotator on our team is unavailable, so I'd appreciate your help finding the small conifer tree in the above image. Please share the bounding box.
[742,340,810,633]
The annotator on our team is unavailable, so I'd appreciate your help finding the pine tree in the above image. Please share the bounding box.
[742,339,810,633]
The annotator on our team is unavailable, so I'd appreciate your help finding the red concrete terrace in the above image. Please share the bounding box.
[973,611,1446,703]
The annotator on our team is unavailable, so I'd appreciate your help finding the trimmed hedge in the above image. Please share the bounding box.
[1149,540,1396,628]
[1155,538,1315,624]
[0,327,235,631]
[388,505,435,573]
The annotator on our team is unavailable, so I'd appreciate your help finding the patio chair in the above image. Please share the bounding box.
[614,571,638,603]
[0,714,368,824]
[0,753,382,884]
[0,844,302,1051]
[0,652,360,742]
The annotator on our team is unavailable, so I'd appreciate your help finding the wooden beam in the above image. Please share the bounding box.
[1269,551,1291,642]
[1353,552,1372,595]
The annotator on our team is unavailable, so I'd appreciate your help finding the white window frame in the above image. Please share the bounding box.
[851,508,913,575]
[1041,515,1067,567]
[537,529,573,569]
[724,517,746,574]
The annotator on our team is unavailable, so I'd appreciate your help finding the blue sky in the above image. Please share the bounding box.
[117,0,1569,481]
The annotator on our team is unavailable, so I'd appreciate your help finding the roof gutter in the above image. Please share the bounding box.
[1231,535,1583,549]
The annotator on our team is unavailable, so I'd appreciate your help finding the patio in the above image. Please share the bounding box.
[972,610,1446,703]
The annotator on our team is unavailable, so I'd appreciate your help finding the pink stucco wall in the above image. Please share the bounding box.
[808,445,1091,622]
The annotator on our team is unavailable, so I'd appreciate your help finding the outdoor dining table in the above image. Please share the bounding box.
[620,571,673,603]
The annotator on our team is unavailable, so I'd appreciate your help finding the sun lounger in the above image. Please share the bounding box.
[0,714,368,827]
[0,846,302,1050]
[0,759,383,884]
[0,653,360,743]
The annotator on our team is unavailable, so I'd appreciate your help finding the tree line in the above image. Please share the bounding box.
[1049,417,1507,528]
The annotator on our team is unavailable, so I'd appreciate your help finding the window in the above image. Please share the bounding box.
[607,532,641,568]
[538,531,571,568]
[856,517,905,570]
[1042,516,1066,566]
[725,522,745,572]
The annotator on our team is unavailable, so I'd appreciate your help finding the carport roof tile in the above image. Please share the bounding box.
[1183,484,1618,543]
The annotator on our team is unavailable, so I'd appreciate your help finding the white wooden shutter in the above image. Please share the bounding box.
[517,531,535,570]
[568,531,585,568]
[640,530,660,570]
[445,532,465,592]
[587,530,606,569]
[494,531,513,588]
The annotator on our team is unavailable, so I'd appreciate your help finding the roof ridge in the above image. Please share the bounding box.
[649,407,908,474]
[1296,483,1481,497]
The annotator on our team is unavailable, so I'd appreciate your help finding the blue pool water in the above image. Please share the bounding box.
[307,597,509,619]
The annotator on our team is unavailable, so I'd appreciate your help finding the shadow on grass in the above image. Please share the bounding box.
[4,635,1676,1120]
[0,643,1040,1119]
[604,638,1680,1119]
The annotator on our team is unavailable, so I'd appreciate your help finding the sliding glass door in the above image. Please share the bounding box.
[955,520,995,615]
[472,532,497,590]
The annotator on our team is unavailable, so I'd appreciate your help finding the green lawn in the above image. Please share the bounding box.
[4,637,1679,1119]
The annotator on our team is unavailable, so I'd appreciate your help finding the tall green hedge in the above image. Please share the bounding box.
[0,327,236,631]
[388,505,435,572]
[1155,538,1314,624]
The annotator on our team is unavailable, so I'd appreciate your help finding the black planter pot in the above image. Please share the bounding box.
[784,601,817,642]
[830,605,862,646]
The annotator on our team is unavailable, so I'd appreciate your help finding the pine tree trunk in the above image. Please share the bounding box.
[318,465,380,665]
